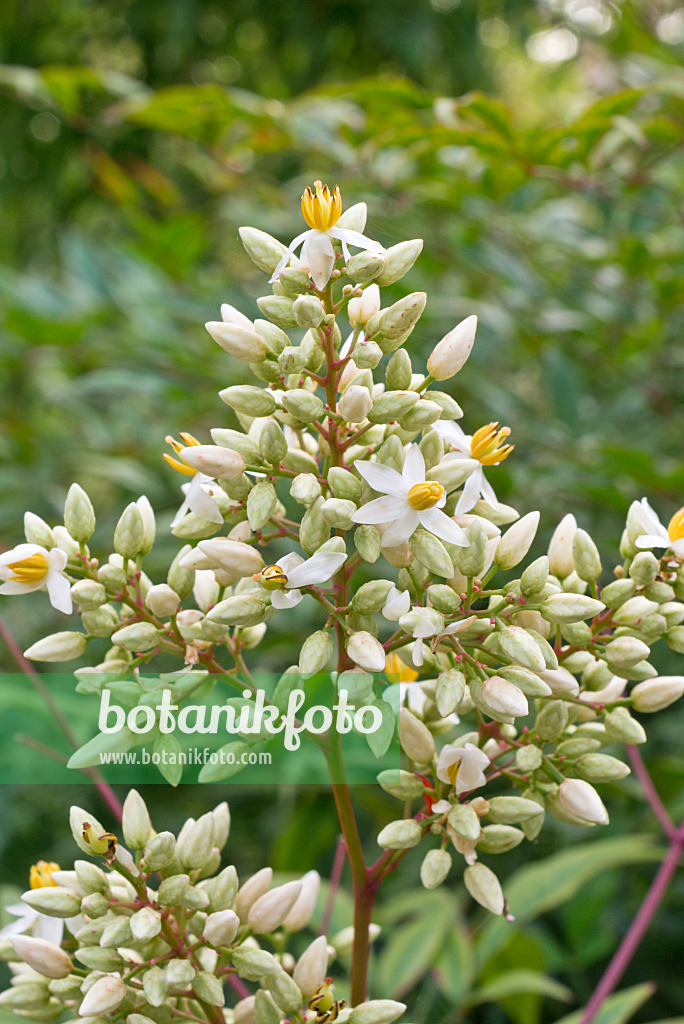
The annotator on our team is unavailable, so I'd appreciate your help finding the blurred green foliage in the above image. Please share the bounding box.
[1,1,684,1022]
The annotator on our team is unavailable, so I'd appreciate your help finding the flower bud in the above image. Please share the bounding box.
[24,511,54,549]
[547,514,577,579]
[11,936,72,980]
[612,596,660,626]
[64,483,96,543]
[142,583,180,618]
[157,874,190,905]
[111,622,161,652]
[300,497,331,555]
[448,803,481,840]
[411,529,454,578]
[400,398,442,431]
[245,481,276,532]
[536,699,569,740]
[354,338,383,369]
[141,966,169,1007]
[355,524,381,563]
[191,972,224,1007]
[384,350,411,393]
[557,778,609,825]
[399,708,435,764]
[339,384,372,422]
[516,745,543,772]
[239,226,288,273]
[434,668,466,716]
[375,238,423,286]
[426,584,461,617]
[121,789,152,849]
[24,632,87,662]
[605,636,650,669]
[455,520,488,578]
[348,283,381,325]
[575,753,630,783]
[74,859,109,896]
[346,631,385,673]
[427,315,477,381]
[481,677,528,718]
[178,445,245,480]
[71,579,106,610]
[631,675,684,712]
[203,909,239,947]
[130,906,162,942]
[206,320,270,365]
[367,390,420,424]
[366,292,426,342]
[476,824,524,854]
[520,556,550,596]
[79,976,126,1017]
[290,934,327,998]
[463,863,504,915]
[495,512,540,570]
[256,294,297,329]
[573,529,602,582]
[541,593,604,624]
[261,970,302,1014]
[377,819,422,850]
[143,831,177,871]
[253,989,280,1024]
[232,948,281,982]
[248,880,302,934]
[178,812,215,870]
[321,497,356,530]
[377,769,424,800]
[165,959,196,988]
[220,384,277,417]
[419,848,452,890]
[197,538,264,577]
[299,630,334,678]
[499,626,545,672]
[291,293,324,328]
[350,1001,407,1024]
[347,250,385,282]
[281,390,325,426]
[486,796,544,824]
[288,473,320,507]
[114,502,145,559]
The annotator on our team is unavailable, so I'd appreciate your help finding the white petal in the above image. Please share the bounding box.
[286,551,347,588]
[419,507,468,547]
[271,589,303,609]
[46,571,73,615]
[170,494,191,528]
[35,915,65,946]
[436,745,465,783]
[186,475,224,525]
[380,510,420,547]
[434,420,471,453]
[277,553,305,575]
[382,586,411,620]
[0,544,45,569]
[0,580,41,596]
[352,495,410,526]
[355,461,407,497]
[269,229,312,283]
[455,467,484,515]
[302,232,336,290]
[402,444,426,488]
[638,498,666,537]
[330,227,385,254]
[479,472,498,506]
[412,637,424,667]
[635,534,670,549]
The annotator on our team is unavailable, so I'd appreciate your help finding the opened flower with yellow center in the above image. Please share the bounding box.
[351,444,468,549]
[633,497,684,562]
[254,550,347,610]
[0,861,81,946]
[436,741,490,796]
[0,544,72,614]
[269,181,384,291]
[434,419,514,515]
[164,433,229,528]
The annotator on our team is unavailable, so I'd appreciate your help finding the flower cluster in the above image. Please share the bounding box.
[2,182,684,917]
[0,791,405,1024]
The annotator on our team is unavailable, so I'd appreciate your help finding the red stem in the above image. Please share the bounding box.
[320,835,347,937]
[627,745,675,838]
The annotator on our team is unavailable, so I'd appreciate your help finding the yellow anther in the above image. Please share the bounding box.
[6,552,48,584]
[668,507,684,543]
[29,861,60,889]
[385,652,419,683]
[301,181,342,232]
[82,822,118,858]
[253,565,289,591]
[163,433,201,476]
[446,760,461,788]
[407,481,444,511]
[470,422,514,466]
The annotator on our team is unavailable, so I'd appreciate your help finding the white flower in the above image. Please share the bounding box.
[431,616,478,651]
[0,902,80,947]
[253,550,347,609]
[0,544,72,614]
[270,181,384,291]
[399,680,459,727]
[164,434,226,527]
[436,742,490,795]
[351,444,468,549]
[433,420,514,515]
[398,607,445,666]
[382,586,411,621]
[634,498,684,561]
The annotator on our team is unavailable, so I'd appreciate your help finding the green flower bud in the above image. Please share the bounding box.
[515,745,542,772]
[377,818,422,849]
[600,578,637,609]
[157,873,190,905]
[247,481,277,531]
[432,461,480,498]
[377,769,424,800]
[486,796,544,824]
[300,496,330,554]
[561,621,593,645]
[320,498,356,530]
[165,959,196,989]
[275,267,311,298]
[521,556,550,596]
[628,551,660,586]
[420,848,452,889]
[355,524,381,563]
[499,625,545,672]
[111,622,162,652]
[254,990,281,1024]
[498,666,551,698]
[239,226,288,273]
[327,467,361,502]
[71,580,107,610]
[411,529,454,578]
[24,511,54,549]
[24,632,88,663]
[256,421,287,465]
[261,970,302,1015]
[374,433,405,471]
[281,389,325,424]
[643,580,676,602]
[456,520,488,578]
[290,473,321,506]
[463,862,504,915]
[121,789,152,849]
[612,596,659,626]
[605,635,650,669]
[64,483,96,543]
[427,584,462,616]
[434,668,465,716]
[22,887,82,919]
[575,753,630,783]
[299,630,334,678]
[81,605,119,638]
[354,338,383,369]
[278,345,307,374]
[208,595,266,627]
[79,893,109,919]
[367,390,419,424]
[293,294,325,328]
[419,430,444,471]
[352,579,394,615]
[385,349,412,391]
[142,830,177,871]
[114,502,144,559]
[536,699,569,740]
[448,803,481,840]
[366,292,426,342]
[572,528,602,582]
[541,593,605,624]
[400,399,442,432]
[375,239,423,286]
[349,1001,407,1024]
[256,294,297,329]
[300,328,325,372]
[230,947,280,981]
[165,545,195,599]
[667,625,684,654]
[347,250,385,282]
[604,707,646,744]
[220,385,277,417]
[74,859,109,896]
[142,966,168,1008]
[193,973,225,1008]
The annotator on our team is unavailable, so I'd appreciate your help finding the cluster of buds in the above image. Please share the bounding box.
[0,791,406,1024]
[1,182,683,914]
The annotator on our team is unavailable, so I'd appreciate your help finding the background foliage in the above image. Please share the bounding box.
[0,1,683,1022]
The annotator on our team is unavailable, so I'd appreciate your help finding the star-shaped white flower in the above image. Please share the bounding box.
[633,498,684,561]
[172,473,224,528]
[254,550,347,609]
[0,544,72,614]
[398,607,444,667]
[351,444,468,549]
[434,420,514,515]
[270,181,384,291]
[382,586,411,621]
[436,742,490,795]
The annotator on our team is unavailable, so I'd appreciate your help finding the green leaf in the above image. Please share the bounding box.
[153,733,184,786]
[553,983,655,1024]
[376,899,455,997]
[365,699,395,759]
[67,728,136,769]
[197,742,250,783]
[433,925,475,1006]
[470,969,572,1006]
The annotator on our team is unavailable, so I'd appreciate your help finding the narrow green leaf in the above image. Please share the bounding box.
[553,983,655,1024]
[469,969,572,1006]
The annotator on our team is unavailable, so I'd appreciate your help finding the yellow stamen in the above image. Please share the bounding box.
[470,422,514,466]
[82,822,118,858]
[29,861,60,889]
[253,565,289,591]
[407,481,444,511]
[301,181,342,231]
[668,507,684,543]
[386,652,419,683]
[7,552,48,584]
[163,433,201,476]
[446,760,461,787]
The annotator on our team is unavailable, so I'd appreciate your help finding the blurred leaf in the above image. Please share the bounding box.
[469,968,572,1006]
[376,895,455,997]
[553,983,655,1024]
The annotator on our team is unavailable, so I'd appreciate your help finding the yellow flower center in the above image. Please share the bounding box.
[30,861,60,889]
[82,822,118,857]
[163,432,201,476]
[7,552,48,584]
[385,652,419,683]
[254,565,289,591]
[446,760,461,787]
[668,507,684,543]
[407,481,444,510]
[470,422,514,466]
[301,181,342,232]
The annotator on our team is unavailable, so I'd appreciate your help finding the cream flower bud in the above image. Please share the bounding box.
[111,621,162,652]
[420,848,452,890]
[541,593,604,624]
[486,796,544,824]
[612,595,660,626]
[347,250,384,283]
[481,677,528,718]
[206,321,268,362]
[195,538,264,577]
[427,314,477,381]
[339,384,373,423]
[11,936,73,980]
[71,579,106,609]
[122,789,152,849]
[292,935,328,997]
[254,989,281,1024]
[261,969,302,1014]
[64,483,96,543]
[293,293,325,328]
[573,528,602,582]
[377,769,424,800]
[299,630,335,678]
[366,292,427,342]
[354,338,383,369]
[234,995,257,1024]
[376,238,423,286]
[178,812,215,870]
[557,778,609,825]
[631,676,684,712]
[165,959,196,988]
[463,863,504,915]
[239,226,288,273]
[79,975,126,1017]
[347,631,386,672]
[24,511,54,549]
[178,445,245,480]
[499,626,545,672]
[220,384,277,417]
[231,947,280,981]
[145,583,181,618]
[248,880,302,933]
[548,514,577,578]
[114,501,145,559]
[194,972,225,1007]
[348,284,381,325]
[143,965,169,1006]
[130,906,162,942]
[203,909,239,947]
[143,830,177,870]
[291,473,322,506]
[377,819,422,850]
[605,636,650,669]
[399,708,435,764]
[235,867,273,920]
[349,1001,407,1024]
[604,707,647,744]
[321,498,357,530]
[495,511,540,570]
[282,870,320,931]
[137,495,156,554]
[24,632,87,662]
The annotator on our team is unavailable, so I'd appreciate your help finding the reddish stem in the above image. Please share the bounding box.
[627,745,675,838]
[320,835,347,937]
